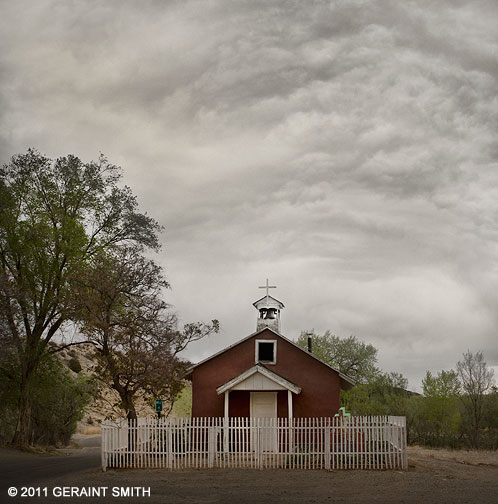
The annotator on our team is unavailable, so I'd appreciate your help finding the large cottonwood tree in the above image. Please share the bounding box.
[0,150,160,446]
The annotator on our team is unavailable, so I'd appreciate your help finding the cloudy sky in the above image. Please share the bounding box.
[1,0,497,390]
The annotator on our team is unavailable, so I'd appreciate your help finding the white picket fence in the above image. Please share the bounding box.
[101,416,407,471]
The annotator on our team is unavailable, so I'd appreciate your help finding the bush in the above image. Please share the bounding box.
[68,358,82,373]
[341,372,410,416]
[0,350,21,444]
[407,395,462,448]
[0,352,93,446]
[30,355,93,445]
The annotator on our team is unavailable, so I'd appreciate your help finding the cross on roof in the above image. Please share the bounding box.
[259,278,276,305]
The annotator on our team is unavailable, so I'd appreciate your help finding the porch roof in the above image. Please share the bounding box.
[216,364,302,395]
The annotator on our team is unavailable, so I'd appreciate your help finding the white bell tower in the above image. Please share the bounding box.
[253,279,284,333]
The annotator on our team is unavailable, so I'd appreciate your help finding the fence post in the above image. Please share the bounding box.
[223,417,229,455]
[289,417,294,456]
[101,423,107,472]
[256,418,262,470]
[401,416,408,470]
[208,425,215,468]
[167,420,173,469]
[324,423,331,471]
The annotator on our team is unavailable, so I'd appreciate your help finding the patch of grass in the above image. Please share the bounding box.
[80,427,102,435]
[172,386,192,417]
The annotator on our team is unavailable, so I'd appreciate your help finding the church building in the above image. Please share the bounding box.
[188,281,355,420]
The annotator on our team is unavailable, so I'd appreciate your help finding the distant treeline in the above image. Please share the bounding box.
[297,331,497,449]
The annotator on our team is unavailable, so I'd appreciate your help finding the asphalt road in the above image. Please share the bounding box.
[0,437,101,494]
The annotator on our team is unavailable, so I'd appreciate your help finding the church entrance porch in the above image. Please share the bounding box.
[217,365,301,453]
[217,364,301,421]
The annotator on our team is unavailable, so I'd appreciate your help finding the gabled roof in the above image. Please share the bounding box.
[252,295,285,309]
[216,364,302,395]
[186,327,356,389]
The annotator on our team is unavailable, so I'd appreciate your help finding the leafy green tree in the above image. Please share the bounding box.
[296,330,379,383]
[0,150,160,446]
[297,331,411,418]
[410,370,462,447]
[422,370,460,398]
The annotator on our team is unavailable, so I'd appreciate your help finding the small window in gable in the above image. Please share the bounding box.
[255,340,277,364]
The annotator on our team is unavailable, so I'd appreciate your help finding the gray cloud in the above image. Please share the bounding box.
[1,0,498,389]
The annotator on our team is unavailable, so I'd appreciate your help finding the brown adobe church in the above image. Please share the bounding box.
[188,280,355,420]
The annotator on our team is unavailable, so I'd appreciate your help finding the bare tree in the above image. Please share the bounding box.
[456,350,495,448]
[77,246,219,420]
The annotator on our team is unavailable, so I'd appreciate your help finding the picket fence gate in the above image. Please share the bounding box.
[101,416,407,471]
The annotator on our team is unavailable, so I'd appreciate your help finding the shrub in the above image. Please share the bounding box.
[0,352,93,446]
[68,358,82,373]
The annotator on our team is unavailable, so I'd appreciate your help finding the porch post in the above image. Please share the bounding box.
[287,390,293,420]
[224,390,229,421]
[224,390,229,453]
[288,389,294,454]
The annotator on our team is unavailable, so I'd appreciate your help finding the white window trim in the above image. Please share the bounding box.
[255,339,277,364]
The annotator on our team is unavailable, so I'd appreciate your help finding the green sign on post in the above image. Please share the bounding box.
[156,399,163,420]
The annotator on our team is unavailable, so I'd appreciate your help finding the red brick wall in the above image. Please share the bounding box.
[228,391,250,417]
[191,329,342,418]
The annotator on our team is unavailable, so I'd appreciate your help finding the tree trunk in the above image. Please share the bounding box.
[11,327,46,448]
[12,371,31,448]
[111,376,137,421]
[126,407,138,421]
[122,393,137,463]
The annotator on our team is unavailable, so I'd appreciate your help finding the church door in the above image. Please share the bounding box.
[250,392,277,452]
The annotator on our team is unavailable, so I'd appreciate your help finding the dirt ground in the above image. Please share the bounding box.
[2,445,498,503]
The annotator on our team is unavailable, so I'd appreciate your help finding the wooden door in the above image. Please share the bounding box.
[250,392,277,452]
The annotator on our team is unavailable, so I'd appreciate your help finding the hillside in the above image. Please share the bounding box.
[54,343,155,433]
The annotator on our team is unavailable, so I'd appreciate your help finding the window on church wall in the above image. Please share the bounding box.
[255,340,277,364]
